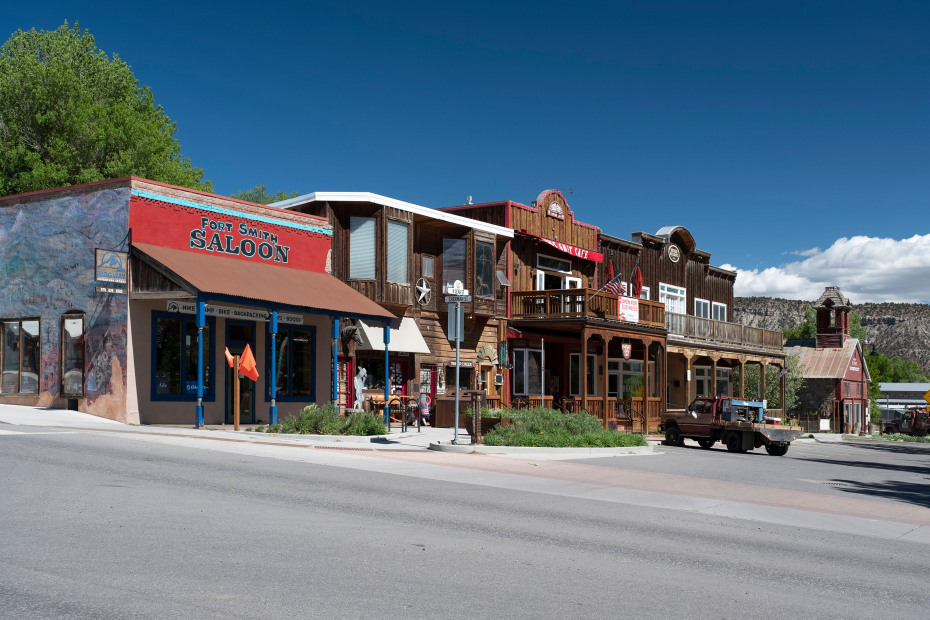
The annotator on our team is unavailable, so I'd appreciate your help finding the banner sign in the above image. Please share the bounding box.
[619,296,640,323]
[129,190,332,272]
[537,236,604,262]
[166,301,303,324]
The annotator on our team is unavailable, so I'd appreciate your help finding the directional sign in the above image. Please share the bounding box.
[923,388,930,405]
[445,295,472,303]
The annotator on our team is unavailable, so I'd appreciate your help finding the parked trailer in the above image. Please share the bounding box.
[660,396,803,456]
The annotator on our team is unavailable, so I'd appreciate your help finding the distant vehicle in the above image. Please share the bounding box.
[882,407,930,436]
[660,396,803,456]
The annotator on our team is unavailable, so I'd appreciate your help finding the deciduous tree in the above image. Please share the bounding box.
[0,22,210,195]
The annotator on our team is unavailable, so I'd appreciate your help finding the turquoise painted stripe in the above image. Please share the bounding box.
[131,189,332,235]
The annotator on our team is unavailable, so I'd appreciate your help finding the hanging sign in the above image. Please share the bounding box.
[95,249,128,284]
[166,301,303,324]
[622,343,632,360]
[619,296,640,323]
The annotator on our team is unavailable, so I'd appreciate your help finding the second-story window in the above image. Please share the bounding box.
[422,256,434,278]
[712,302,727,322]
[695,298,710,319]
[475,241,493,298]
[350,216,376,279]
[443,238,466,291]
[387,220,408,283]
[659,283,686,314]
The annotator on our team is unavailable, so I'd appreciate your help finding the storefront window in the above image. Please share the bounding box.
[62,314,85,396]
[513,349,542,396]
[445,366,473,391]
[358,358,385,390]
[2,319,40,394]
[269,326,315,400]
[153,313,214,400]
[570,353,597,397]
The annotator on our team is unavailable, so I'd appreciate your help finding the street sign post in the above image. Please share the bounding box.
[444,295,472,303]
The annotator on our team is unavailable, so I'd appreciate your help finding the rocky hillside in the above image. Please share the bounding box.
[734,297,930,373]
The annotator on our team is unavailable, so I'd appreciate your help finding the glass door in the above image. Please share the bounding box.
[225,321,256,425]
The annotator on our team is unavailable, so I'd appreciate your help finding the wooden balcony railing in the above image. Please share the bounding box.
[510,289,665,328]
[665,313,783,351]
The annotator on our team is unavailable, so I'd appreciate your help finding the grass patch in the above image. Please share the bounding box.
[252,404,387,436]
[866,433,930,443]
[482,407,647,448]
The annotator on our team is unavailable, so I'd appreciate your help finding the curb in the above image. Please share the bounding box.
[427,442,656,456]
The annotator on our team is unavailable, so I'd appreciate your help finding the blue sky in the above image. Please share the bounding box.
[4,1,929,303]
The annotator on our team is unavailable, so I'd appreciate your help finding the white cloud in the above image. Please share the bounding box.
[786,247,821,258]
[725,234,930,304]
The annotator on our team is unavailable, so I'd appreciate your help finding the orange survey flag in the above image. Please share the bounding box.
[225,347,235,368]
[239,343,259,382]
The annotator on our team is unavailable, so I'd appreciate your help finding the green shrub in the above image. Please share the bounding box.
[251,404,386,436]
[481,407,648,448]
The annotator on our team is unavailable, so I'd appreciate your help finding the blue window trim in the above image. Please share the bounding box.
[266,324,316,402]
[150,311,216,402]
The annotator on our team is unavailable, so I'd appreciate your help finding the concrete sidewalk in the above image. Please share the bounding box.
[0,403,661,457]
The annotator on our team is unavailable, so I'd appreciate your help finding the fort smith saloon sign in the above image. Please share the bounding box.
[128,189,332,272]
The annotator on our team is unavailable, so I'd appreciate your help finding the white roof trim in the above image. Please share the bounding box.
[271,192,513,238]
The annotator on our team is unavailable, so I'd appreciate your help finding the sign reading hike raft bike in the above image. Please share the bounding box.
[128,189,332,272]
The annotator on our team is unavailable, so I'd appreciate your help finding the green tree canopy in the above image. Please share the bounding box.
[231,185,299,205]
[733,354,805,415]
[0,22,210,195]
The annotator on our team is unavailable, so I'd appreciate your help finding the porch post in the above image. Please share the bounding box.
[269,310,278,425]
[580,328,588,414]
[332,317,339,409]
[601,335,609,425]
[711,356,717,397]
[383,323,390,425]
[760,361,767,402]
[739,360,745,398]
[642,341,650,431]
[195,299,205,428]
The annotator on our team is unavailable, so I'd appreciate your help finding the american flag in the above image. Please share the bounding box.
[604,274,624,295]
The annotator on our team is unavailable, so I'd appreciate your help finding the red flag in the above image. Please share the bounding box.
[632,264,643,298]
[604,259,615,283]
[239,344,259,381]
[225,347,234,368]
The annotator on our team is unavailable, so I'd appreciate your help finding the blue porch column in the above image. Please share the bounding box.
[195,300,205,428]
[269,311,278,425]
[383,323,390,425]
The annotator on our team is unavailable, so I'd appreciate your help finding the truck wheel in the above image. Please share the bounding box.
[765,443,789,456]
[665,426,684,447]
[697,438,715,449]
[725,433,741,453]
[884,427,894,435]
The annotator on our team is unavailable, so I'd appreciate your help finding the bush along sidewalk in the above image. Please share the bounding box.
[481,407,648,448]
[248,404,387,436]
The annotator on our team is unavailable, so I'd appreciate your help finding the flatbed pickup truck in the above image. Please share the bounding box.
[660,396,803,456]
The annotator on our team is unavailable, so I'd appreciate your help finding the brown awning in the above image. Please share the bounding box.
[132,242,394,321]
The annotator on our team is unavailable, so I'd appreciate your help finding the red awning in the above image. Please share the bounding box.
[517,231,603,262]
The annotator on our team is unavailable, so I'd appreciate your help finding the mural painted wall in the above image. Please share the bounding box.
[0,187,130,417]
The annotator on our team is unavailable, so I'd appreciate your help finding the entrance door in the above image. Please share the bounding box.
[226,321,256,425]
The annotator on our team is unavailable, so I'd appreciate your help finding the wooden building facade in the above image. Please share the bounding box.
[444,190,668,431]
[599,226,786,416]
[276,192,513,419]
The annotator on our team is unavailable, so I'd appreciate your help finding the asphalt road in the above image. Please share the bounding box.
[2,426,928,619]
[577,438,930,511]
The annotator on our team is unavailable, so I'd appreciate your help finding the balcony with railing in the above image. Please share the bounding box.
[510,288,665,328]
[665,313,784,351]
